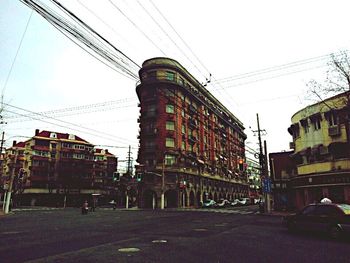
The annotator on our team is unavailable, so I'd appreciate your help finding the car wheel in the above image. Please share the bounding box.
[328,225,342,239]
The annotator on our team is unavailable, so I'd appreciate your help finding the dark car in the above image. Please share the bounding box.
[283,203,350,239]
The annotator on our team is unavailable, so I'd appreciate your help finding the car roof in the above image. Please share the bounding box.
[306,203,350,214]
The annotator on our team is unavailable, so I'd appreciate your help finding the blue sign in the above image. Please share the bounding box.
[263,178,272,193]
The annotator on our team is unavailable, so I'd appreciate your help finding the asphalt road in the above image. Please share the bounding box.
[0,206,349,263]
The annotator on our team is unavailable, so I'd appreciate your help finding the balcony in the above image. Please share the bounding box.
[188,105,197,114]
[143,128,158,137]
[188,119,198,128]
[289,142,295,149]
[188,135,197,144]
[328,125,341,137]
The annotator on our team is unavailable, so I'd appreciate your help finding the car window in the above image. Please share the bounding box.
[315,205,342,216]
[337,204,350,215]
[301,205,316,215]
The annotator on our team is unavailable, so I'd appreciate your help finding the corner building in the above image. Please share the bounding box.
[288,91,350,209]
[136,58,247,208]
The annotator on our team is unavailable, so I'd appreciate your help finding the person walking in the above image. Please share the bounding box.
[82,200,89,214]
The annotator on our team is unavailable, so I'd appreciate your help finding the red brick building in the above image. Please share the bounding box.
[1,130,117,207]
[269,151,297,211]
[136,57,247,208]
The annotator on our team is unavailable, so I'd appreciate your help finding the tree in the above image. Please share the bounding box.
[307,50,350,154]
[307,50,350,106]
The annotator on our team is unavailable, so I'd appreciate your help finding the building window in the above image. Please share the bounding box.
[178,77,184,86]
[327,112,338,126]
[165,154,176,165]
[62,143,72,148]
[182,124,186,134]
[73,154,85,159]
[181,141,186,150]
[166,121,175,131]
[300,119,309,134]
[147,105,157,116]
[166,138,175,148]
[313,118,321,130]
[164,88,175,97]
[166,104,175,114]
[166,71,175,81]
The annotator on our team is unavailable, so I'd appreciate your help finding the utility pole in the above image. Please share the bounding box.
[255,113,271,213]
[161,155,165,209]
[0,131,4,157]
[126,145,133,176]
[4,152,18,214]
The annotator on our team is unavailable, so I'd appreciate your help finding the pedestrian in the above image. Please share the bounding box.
[82,200,89,214]
[91,199,96,212]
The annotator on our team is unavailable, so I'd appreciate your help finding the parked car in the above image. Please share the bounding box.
[202,199,216,208]
[230,199,240,207]
[283,203,350,239]
[254,198,261,204]
[216,199,231,208]
[237,198,251,206]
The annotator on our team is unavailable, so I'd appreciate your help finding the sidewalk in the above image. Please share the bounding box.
[259,209,294,217]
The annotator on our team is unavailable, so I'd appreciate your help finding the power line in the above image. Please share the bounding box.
[5,97,137,122]
[106,0,167,56]
[21,0,140,80]
[1,10,33,99]
[146,0,240,117]
[4,103,138,146]
[213,51,350,85]
[214,64,327,90]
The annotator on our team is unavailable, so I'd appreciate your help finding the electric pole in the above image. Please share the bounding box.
[254,113,271,213]
[126,145,133,176]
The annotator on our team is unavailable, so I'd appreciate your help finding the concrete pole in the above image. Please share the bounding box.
[125,191,129,209]
[160,155,165,209]
[4,153,18,214]
[2,192,7,211]
[264,140,271,213]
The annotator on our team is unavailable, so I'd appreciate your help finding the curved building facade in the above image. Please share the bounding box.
[288,91,350,208]
[136,58,248,208]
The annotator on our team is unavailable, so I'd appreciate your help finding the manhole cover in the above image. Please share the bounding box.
[193,228,208,232]
[215,223,228,227]
[1,231,20,235]
[118,248,140,253]
[152,240,167,243]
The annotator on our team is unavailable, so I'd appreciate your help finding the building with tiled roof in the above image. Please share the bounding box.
[1,129,118,207]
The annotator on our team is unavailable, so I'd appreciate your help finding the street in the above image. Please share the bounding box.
[0,207,349,263]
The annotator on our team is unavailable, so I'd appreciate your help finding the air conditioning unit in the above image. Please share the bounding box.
[319,145,329,155]
[289,142,295,149]
[328,125,341,136]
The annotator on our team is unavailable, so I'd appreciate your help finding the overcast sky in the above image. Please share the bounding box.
[1,0,350,171]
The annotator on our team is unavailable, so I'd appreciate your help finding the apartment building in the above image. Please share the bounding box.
[288,91,350,209]
[136,57,248,208]
[1,129,117,207]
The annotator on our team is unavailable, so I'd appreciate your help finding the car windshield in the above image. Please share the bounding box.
[337,204,350,215]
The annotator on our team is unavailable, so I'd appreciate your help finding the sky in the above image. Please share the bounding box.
[1,0,350,172]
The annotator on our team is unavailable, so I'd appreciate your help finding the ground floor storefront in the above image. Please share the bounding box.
[2,188,112,208]
[290,170,350,210]
[137,171,249,209]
